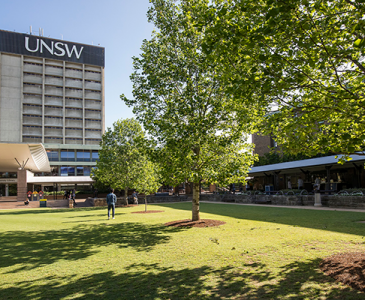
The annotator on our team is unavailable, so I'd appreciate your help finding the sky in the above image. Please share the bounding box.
[0,0,154,129]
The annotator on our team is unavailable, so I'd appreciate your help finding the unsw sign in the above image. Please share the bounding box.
[0,30,104,67]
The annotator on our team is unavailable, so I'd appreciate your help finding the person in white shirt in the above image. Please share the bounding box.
[287,180,292,189]
[298,177,304,189]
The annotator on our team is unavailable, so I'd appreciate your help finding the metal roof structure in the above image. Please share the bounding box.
[249,154,365,176]
[0,143,50,172]
[27,174,94,185]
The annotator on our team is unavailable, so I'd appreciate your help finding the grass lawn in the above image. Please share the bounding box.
[0,202,365,299]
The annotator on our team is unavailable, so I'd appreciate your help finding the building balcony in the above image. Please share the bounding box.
[44,117,63,127]
[65,118,83,128]
[65,98,83,108]
[23,116,42,126]
[23,84,42,94]
[44,96,63,106]
[65,69,83,79]
[65,89,83,98]
[45,66,63,76]
[85,139,101,145]
[45,128,63,137]
[23,94,42,105]
[85,81,101,90]
[45,86,63,96]
[23,126,42,136]
[65,79,83,88]
[85,120,102,129]
[23,64,43,74]
[85,130,102,139]
[85,72,101,81]
[23,105,42,115]
[23,136,42,143]
[45,107,63,117]
[85,91,101,100]
[85,100,101,110]
[45,76,63,86]
[85,110,101,119]
[23,74,43,84]
[65,138,83,145]
[66,129,83,138]
[65,109,83,118]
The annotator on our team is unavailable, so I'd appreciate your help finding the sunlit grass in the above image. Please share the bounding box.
[0,202,364,299]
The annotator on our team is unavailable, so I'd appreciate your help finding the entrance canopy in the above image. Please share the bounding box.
[0,143,50,172]
[27,174,94,185]
[248,154,365,176]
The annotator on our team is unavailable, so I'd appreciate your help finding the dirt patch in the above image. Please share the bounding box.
[165,219,226,228]
[320,252,365,292]
[132,210,164,214]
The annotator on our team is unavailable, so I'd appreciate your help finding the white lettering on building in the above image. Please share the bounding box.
[25,37,84,59]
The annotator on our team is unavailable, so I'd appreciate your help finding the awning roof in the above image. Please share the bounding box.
[0,143,50,172]
[249,154,365,176]
[27,175,94,184]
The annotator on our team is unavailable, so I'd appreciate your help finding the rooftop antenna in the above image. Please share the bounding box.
[30,25,32,35]
[61,34,63,40]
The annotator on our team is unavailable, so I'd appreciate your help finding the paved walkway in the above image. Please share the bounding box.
[0,199,89,210]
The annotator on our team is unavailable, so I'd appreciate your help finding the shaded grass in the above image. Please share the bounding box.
[0,202,365,299]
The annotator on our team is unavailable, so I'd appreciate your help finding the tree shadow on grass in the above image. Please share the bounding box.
[0,260,363,299]
[157,202,365,236]
[0,223,186,273]
[0,206,107,216]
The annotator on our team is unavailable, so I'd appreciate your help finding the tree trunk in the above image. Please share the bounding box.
[192,182,200,221]
[123,187,129,206]
[145,195,147,212]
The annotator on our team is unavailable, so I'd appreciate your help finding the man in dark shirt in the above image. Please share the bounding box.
[106,188,117,220]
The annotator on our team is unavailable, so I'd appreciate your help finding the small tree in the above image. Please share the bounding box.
[135,159,161,212]
[93,118,148,205]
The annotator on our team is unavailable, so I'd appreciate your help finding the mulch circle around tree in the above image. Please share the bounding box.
[165,219,226,228]
[320,252,365,292]
[132,210,164,214]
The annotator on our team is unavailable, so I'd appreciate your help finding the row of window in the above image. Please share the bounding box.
[47,150,99,162]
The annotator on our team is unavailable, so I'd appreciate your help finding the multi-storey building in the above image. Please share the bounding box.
[0,29,105,196]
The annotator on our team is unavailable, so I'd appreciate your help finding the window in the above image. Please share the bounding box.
[46,150,59,161]
[92,151,99,162]
[61,167,68,176]
[84,167,91,176]
[77,151,91,162]
[77,167,84,176]
[61,150,75,162]
[68,167,75,176]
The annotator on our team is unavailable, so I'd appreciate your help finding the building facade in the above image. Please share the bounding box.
[0,29,105,195]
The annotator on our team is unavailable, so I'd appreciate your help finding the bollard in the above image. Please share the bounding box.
[314,192,322,207]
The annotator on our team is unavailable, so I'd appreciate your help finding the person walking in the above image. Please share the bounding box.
[106,188,117,220]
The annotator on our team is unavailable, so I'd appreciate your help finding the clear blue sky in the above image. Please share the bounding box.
[0,0,154,129]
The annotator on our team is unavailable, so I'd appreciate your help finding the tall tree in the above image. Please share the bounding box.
[122,0,255,221]
[203,0,365,162]
[93,118,148,205]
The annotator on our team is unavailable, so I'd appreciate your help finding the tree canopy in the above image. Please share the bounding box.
[122,0,256,220]
[202,0,365,162]
[93,118,153,205]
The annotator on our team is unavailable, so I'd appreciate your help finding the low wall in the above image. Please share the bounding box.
[45,199,69,208]
[200,193,365,209]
